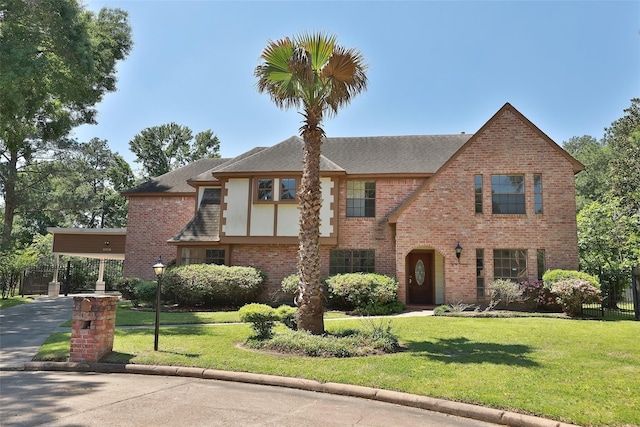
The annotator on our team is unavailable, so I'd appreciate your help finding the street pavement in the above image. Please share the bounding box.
[0,296,577,427]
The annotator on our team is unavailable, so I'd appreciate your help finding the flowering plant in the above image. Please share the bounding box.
[551,279,602,316]
[520,280,557,309]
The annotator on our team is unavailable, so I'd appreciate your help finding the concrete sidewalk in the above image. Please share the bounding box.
[0,296,578,427]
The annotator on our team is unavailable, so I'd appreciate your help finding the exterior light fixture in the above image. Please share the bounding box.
[455,243,463,260]
[152,256,166,351]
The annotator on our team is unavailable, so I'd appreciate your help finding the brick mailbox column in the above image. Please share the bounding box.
[70,296,118,362]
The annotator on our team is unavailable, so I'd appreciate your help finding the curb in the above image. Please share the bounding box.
[21,361,579,427]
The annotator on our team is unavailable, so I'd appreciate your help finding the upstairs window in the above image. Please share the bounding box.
[346,181,375,217]
[257,179,273,201]
[491,175,525,214]
[534,174,543,214]
[475,174,483,214]
[280,178,297,201]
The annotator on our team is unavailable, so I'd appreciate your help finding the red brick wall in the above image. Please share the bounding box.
[335,177,424,277]
[395,108,579,303]
[124,195,195,280]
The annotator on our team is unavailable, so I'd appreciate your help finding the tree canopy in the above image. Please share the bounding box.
[129,123,221,178]
[0,0,133,248]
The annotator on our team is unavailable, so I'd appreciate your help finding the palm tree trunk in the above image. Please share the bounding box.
[296,117,325,335]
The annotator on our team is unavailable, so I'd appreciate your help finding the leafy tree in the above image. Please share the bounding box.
[577,197,640,306]
[604,98,640,216]
[129,123,221,178]
[563,135,611,212]
[0,0,133,248]
[255,32,368,334]
[11,138,133,245]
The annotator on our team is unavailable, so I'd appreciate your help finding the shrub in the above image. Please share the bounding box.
[487,279,524,307]
[551,279,602,316]
[162,264,266,308]
[275,304,297,330]
[280,274,299,296]
[135,280,158,307]
[543,269,600,289]
[352,301,405,316]
[239,303,278,339]
[114,277,156,307]
[520,280,558,310]
[325,273,398,311]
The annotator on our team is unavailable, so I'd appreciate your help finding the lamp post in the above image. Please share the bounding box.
[153,256,166,351]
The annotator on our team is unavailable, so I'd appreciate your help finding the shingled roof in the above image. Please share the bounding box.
[208,134,472,176]
[168,188,221,243]
[122,158,230,195]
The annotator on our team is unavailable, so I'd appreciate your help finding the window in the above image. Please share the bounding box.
[205,249,225,265]
[476,249,485,298]
[346,181,375,217]
[257,179,273,201]
[475,175,483,214]
[534,174,543,214]
[181,248,226,265]
[329,250,375,275]
[280,178,296,200]
[537,249,545,280]
[493,249,527,282]
[491,175,525,214]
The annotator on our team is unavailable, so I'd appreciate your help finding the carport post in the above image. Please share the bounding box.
[96,259,106,294]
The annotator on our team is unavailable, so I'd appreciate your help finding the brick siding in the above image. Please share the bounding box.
[124,195,195,280]
[395,108,579,303]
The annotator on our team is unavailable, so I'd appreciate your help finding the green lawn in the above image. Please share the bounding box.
[60,302,349,327]
[37,314,639,427]
[0,295,33,309]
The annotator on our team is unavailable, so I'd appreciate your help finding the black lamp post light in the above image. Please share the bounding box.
[153,256,166,351]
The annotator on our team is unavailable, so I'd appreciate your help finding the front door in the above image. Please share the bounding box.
[407,252,434,304]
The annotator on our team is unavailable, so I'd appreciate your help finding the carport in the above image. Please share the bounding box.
[47,228,126,295]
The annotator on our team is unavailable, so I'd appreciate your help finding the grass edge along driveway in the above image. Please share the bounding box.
[37,315,639,427]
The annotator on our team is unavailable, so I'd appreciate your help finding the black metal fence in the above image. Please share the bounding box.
[582,266,640,320]
[21,259,125,295]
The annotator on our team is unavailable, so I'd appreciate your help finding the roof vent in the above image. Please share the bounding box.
[461,131,466,134]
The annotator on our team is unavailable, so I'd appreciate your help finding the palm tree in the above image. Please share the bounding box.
[255,32,368,334]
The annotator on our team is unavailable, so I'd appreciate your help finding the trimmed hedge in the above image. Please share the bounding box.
[162,264,266,308]
[543,269,600,289]
[325,273,398,311]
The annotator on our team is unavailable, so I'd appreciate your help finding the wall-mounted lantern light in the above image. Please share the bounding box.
[455,243,463,261]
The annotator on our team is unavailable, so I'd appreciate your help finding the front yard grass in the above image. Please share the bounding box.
[0,295,33,310]
[37,315,639,427]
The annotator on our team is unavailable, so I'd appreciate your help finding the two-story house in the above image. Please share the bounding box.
[123,103,584,305]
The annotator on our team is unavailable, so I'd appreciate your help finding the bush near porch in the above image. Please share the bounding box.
[116,265,267,309]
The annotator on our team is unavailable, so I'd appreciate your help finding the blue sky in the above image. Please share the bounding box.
[75,1,640,169]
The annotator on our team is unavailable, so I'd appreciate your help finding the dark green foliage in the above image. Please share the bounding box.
[351,301,405,316]
[543,269,600,289]
[325,273,398,311]
[162,264,266,308]
[239,303,278,339]
[114,277,156,307]
[244,319,401,357]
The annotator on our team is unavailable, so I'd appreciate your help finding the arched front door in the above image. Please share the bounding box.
[407,251,434,304]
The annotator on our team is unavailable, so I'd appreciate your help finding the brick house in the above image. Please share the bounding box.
[122,103,584,305]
